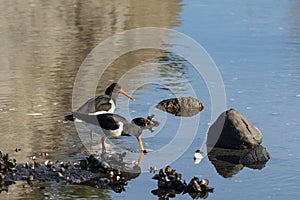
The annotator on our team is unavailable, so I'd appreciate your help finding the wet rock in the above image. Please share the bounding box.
[44,160,53,168]
[207,109,262,149]
[185,177,213,193]
[183,177,214,199]
[152,166,186,192]
[79,160,88,170]
[239,145,270,168]
[15,148,21,152]
[39,186,46,190]
[39,152,49,157]
[27,174,34,185]
[152,166,213,199]
[149,166,157,173]
[156,97,204,117]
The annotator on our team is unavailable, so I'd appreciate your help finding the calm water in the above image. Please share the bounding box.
[1,0,300,199]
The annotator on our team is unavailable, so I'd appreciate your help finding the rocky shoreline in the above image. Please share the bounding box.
[0,150,140,193]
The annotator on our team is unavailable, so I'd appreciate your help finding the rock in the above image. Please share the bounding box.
[184,176,214,197]
[207,109,262,149]
[156,97,204,117]
[239,146,270,168]
[151,166,214,199]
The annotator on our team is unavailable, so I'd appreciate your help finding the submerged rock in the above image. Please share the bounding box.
[207,109,262,149]
[156,97,204,117]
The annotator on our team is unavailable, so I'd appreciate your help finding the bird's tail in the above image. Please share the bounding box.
[64,113,74,121]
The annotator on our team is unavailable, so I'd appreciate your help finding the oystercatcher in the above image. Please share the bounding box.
[73,112,148,153]
[65,83,134,121]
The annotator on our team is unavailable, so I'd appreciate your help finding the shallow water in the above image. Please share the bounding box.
[1,0,300,199]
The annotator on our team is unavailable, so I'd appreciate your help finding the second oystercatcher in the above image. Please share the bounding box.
[65,83,134,121]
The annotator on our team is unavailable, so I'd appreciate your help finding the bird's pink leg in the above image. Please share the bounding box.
[101,136,107,153]
[89,130,94,141]
[137,152,143,167]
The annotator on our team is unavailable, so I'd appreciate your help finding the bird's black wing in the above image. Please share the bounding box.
[74,113,126,131]
[76,95,111,114]
[93,96,113,112]
[94,103,112,113]
[96,114,123,130]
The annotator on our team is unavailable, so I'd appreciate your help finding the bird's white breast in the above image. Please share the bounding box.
[103,122,123,138]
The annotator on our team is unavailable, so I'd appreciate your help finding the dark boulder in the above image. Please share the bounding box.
[207,109,262,149]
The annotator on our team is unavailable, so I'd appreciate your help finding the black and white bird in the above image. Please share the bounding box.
[65,83,134,121]
[73,112,149,153]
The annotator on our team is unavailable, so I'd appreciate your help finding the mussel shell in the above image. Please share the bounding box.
[200,179,209,186]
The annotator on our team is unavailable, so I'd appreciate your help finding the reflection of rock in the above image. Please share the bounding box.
[239,145,270,169]
[156,97,204,117]
[207,146,270,178]
[207,109,262,149]
[207,147,245,178]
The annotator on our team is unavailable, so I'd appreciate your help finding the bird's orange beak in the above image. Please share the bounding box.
[119,89,135,101]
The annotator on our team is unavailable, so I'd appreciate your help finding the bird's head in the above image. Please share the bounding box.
[105,83,135,101]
